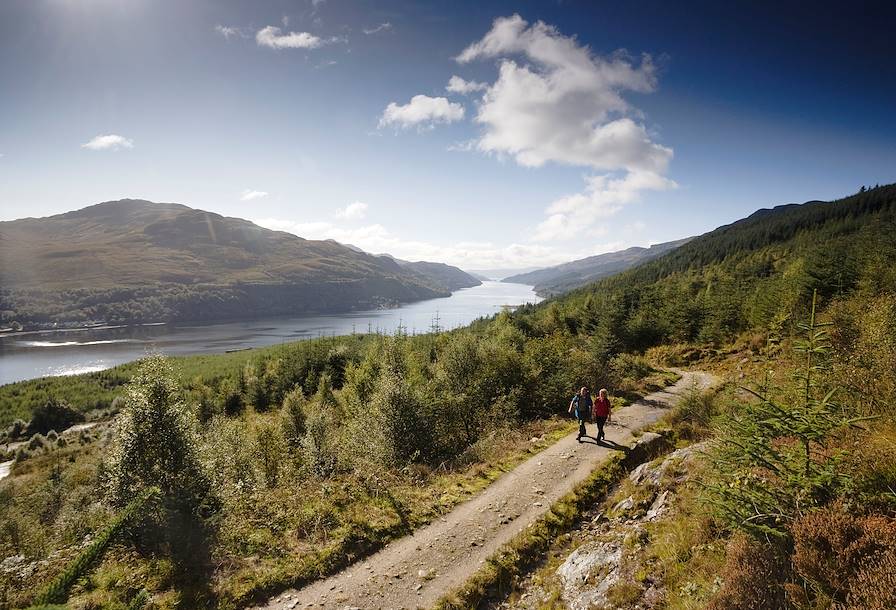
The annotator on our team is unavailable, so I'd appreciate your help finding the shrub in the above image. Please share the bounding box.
[253,420,285,488]
[281,388,307,449]
[704,293,861,539]
[202,416,258,494]
[217,377,244,416]
[610,353,654,382]
[361,336,428,466]
[105,356,211,514]
[706,534,789,610]
[6,418,27,440]
[26,398,84,436]
[301,401,340,477]
[28,433,46,451]
[790,504,896,608]
[666,387,718,440]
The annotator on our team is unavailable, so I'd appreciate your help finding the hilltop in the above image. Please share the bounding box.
[0,199,474,328]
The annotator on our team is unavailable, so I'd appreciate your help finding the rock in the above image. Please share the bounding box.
[633,431,663,449]
[556,541,623,610]
[646,490,671,521]
[612,495,635,514]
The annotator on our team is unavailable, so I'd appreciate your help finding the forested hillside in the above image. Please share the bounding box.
[503,237,690,296]
[0,200,458,329]
[512,184,896,351]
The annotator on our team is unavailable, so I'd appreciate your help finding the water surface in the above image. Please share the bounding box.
[0,282,538,385]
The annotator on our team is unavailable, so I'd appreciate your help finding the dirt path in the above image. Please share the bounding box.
[254,371,716,610]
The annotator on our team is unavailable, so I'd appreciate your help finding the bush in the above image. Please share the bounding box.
[28,433,46,451]
[281,388,307,449]
[302,401,340,477]
[361,337,428,466]
[105,356,211,514]
[253,420,285,488]
[610,353,653,383]
[6,418,27,440]
[26,398,84,436]
[706,534,789,610]
[202,416,258,495]
[791,504,896,608]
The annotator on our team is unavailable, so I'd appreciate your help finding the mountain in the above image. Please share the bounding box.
[394,260,481,291]
[0,199,452,328]
[503,238,691,296]
[330,245,480,291]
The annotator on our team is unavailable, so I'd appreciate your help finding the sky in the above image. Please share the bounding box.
[1,0,895,270]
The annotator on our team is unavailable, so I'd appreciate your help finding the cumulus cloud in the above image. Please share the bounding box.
[454,14,675,237]
[446,75,487,95]
[458,14,669,172]
[81,134,133,151]
[363,22,392,35]
[533,170,676,241]
[336,201,368,220]
[256,26,335,49]
[240,189,269,201]
[379,95,465,129]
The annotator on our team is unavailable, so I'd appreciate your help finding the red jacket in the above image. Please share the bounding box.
[593,396,611,418]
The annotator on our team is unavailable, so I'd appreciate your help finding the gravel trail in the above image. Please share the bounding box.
[253,370,716,610]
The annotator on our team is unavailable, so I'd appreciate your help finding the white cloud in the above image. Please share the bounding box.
[215,24,245,40]
[533,170,675,241]
[379,95,465,129]
[335,201,368,220]
[453,14,675,238]
[254,216,628,269]
[458,14,669,172]
[363,22,392,35]
[81,134,133,151]
[240,189,269,201]
[281,15,290,27]
[256,26,334,49]
[446,75,487,95]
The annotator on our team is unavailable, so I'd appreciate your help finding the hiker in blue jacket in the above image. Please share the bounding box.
[569,386,593,442]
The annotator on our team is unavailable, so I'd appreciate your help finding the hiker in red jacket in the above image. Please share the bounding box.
[592,388,612,442]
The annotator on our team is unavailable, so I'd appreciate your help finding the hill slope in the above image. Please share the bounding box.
[393,260,481,292]
[0,199,449,328]
[515,184,896,351]
[503,238,691,296]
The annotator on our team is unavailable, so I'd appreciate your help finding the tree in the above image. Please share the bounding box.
[105,356,211,514]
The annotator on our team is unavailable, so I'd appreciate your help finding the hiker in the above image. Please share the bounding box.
[569,386,592,442]
[593,388,612,441]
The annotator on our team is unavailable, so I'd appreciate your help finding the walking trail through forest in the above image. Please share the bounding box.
[254,370,717,610]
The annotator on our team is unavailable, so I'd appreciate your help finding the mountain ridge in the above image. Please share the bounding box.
[0,199,472,328]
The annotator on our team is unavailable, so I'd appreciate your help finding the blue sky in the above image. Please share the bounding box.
[1,0,894,269]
